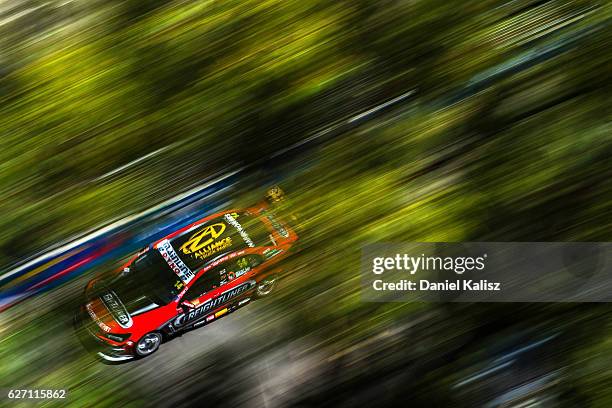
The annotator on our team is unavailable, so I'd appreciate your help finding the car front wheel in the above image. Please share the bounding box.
[135,332,162,357]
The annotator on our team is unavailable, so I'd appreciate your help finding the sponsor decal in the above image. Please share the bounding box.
[157,239,195,283]
[209,255,230,269]
[206,314,215,322]
[263,248,283,259]
[193,237,232,260]
[101,292,133,329]
[180,223,226,254]
[263,210,290,238]
[86,302,112,332]
[224,213,255,247]
[171,280,256,328]
[215,308,228,318]
[238,298,251,306]
[235,267,250,278]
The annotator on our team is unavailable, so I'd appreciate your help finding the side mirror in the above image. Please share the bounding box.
[180,300,195,310]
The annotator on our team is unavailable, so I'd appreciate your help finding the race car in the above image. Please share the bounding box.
[74,189,297,362]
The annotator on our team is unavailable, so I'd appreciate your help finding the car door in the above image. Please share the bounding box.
[226,254,264,283]
[177,256,260,327]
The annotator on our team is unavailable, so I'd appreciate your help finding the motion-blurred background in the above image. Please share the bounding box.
[0,0,610,407]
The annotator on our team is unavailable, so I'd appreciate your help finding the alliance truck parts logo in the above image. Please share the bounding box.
[179,222,233,261]
[170,280,256,329]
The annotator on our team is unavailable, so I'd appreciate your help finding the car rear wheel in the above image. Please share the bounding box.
[256,275,278,298]
[135,332,162,357]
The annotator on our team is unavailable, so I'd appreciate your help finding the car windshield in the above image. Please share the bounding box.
[120,249,184,305]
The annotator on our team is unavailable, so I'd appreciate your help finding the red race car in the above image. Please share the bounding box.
[74,189,297,362]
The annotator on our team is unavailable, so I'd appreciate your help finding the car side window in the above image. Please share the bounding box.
[226,255,263,281]
[247,255,264,267]
[185,266,224,301]
[184,255,264,301]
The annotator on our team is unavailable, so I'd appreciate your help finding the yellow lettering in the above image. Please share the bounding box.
[193,237,233,260]
[180,223,226,254]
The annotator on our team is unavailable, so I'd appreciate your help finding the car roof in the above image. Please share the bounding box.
[168,212,266,271]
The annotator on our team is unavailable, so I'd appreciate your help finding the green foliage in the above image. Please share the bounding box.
[0,0,608,262]
[0,1,610,404]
